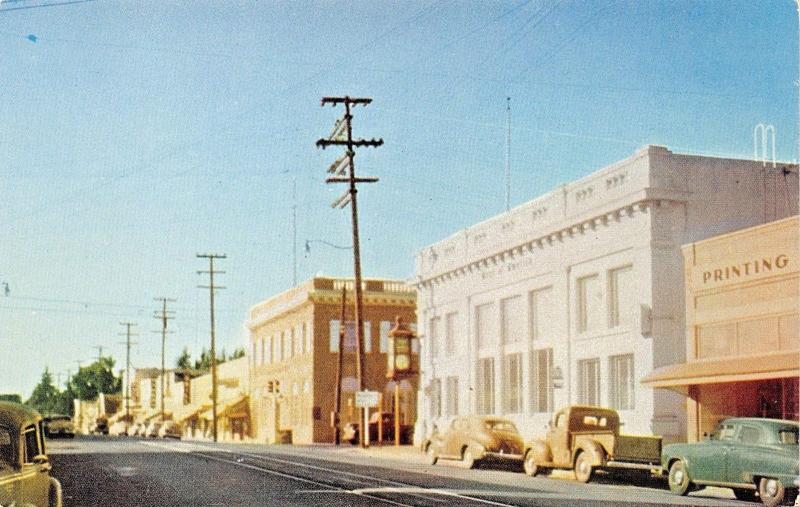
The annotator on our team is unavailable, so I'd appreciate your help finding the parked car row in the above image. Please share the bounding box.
[0,401,63,507]
[422,405,799,507]
[125,420,182,439]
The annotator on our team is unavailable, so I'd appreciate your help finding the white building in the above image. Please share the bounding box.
[414,145,798,444]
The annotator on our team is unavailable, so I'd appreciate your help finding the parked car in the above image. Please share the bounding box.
[42,414,75,439]
[423,415,524,469]
[93,416,109,435]
[0,401,63,507]
[342,412,413,445]
[662,417,799,507]
[158,421,182,440]
[523,405,662,483]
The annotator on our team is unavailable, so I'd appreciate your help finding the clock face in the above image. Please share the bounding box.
[395,354,410,371]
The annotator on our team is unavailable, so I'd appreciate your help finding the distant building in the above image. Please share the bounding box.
[246,276,417,444]
[643,215,799,440]
[414,145,798,444]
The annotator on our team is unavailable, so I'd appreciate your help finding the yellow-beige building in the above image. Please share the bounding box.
[246,277,417,444]
[643,216,799,441]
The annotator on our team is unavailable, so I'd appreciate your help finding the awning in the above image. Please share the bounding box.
[641,351,800,390]
[178,404,212,423]
[219,396,249,419]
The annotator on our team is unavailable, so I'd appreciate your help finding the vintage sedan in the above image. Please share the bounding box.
[43,414,75,439]
[424,415,524,469]
[662,417,799,507]
[0,401,63,507]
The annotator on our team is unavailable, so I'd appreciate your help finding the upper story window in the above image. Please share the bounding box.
[476,303,496,350]
[608,265,634,328]
[577,274,602,333]
[379,321,391,353]
[529,287,552,342]
[429,317,441,358]
[444,312,457,355]
[501,296,523,344]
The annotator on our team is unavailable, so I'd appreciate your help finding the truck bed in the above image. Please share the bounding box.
[615,434,662,464]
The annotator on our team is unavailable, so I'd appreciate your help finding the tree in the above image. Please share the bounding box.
[176,347,192,370]
[26,368,60,415]
[230,347,245,360]
[71,357,122,401]
[193,348,212,372]
[0,394,22,403]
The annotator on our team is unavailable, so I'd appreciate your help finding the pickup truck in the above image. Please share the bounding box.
[523,405,662,483]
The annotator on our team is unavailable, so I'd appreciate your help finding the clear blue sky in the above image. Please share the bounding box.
[1,0,796,397]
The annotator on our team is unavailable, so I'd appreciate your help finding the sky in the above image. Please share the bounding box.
[1,0,797,398]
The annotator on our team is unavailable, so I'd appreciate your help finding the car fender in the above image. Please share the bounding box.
[573,440,606,467]
[465,441,486,460]
[526,439,552,464]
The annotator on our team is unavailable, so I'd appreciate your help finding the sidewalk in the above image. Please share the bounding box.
[295,442,429,466]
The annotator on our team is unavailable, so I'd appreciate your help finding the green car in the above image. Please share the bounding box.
[662,418,799,507]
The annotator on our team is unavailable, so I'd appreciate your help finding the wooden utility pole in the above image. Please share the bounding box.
[118,322,138,434]
[197,253,226,443]
[153,297,176,424]
[92,345,104,362]
[317,96,382,448]
[333,286,346,445]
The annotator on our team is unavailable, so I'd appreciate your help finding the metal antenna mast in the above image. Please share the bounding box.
[505,97,511,212]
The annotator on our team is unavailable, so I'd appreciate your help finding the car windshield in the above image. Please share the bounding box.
[51,416,71,422]
[778,428,798,445]
[484,421,518,433]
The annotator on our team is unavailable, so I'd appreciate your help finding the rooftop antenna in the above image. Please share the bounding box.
[505,97,511,212]
[753,123,776,168]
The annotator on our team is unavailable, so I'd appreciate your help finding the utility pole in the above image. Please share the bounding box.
[92,345,104,362]
[197,253,226,443]
[153,297,176,424]
[292,177,298,286]
[317,96,382,448]
[333,286,346,445]
[119,322,138,434]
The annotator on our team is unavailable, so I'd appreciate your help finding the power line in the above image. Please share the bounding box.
[0,0,97,13]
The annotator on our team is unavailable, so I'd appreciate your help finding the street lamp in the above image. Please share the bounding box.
[387,316,417,447]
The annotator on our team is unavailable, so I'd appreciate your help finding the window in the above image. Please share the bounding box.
[738,426,761,445]
[429,317,441,359]
[429,378,442,417]
[578,358,600,406]
[445,376,459,416]
[304,322,312,353]
[531,348,554,413]
[330,320,340,353]
[529,287,552,341]
[380,321,391,353]
[260,337,265,365]
[609,354,634,410]
[501,296,523,344]
[266,335,273,364]
[444,312,457,355]
[477,357,495,415]
[23,426,39,463]
[330,321,371,353]
[476,303,496,350]
[609,266,634,328]
[285,330,292,359]
[713,424,736,441]
[502,353,522,414]
[577,275,602,333]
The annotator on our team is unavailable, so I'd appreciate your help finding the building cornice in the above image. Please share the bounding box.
[415,197,678,288]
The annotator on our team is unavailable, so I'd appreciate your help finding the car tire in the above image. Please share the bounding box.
[49,477,63,507]
[523,451,539,477]
[758,477,786,507]
[573,451,594,483]
[426,444,438,465]
[667,460,692,496]
[733,488,757,502]
[462,448,476,469]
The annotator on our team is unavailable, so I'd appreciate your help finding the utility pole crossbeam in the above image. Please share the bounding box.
[118,322,138,434]
[153,297,176,426]
[197,253,226,443]
[316,95,382,449]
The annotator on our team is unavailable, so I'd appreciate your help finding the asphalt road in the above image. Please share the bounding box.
[47,436,757,507]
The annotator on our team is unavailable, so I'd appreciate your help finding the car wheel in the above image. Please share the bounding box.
[667,459,692,496]
[462,448,476,469]
[733,488,757,502]
[758,477,786,507]
[523,451,539,477]
[426,444,438,465]
[573,451,594,483]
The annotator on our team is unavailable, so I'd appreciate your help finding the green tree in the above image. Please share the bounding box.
[26,368,60,415]
[230,347,245,360]
[193,347,212,371]
[176,347,192,370]
[71,357,122,401]
[0,394,22,403]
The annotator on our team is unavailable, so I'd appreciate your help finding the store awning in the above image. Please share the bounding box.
[219,396,249,419]
[641,351,800,390]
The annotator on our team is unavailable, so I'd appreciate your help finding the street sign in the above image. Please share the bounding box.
[355,390,380,408]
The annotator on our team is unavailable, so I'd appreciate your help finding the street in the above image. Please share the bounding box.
[48,437,754,507]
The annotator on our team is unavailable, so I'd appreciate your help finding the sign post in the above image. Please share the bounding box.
[355,390,380,448]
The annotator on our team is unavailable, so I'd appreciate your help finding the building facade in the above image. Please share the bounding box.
[246,277,417,444]
[643,216,799,441]
[414,145,798,444]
